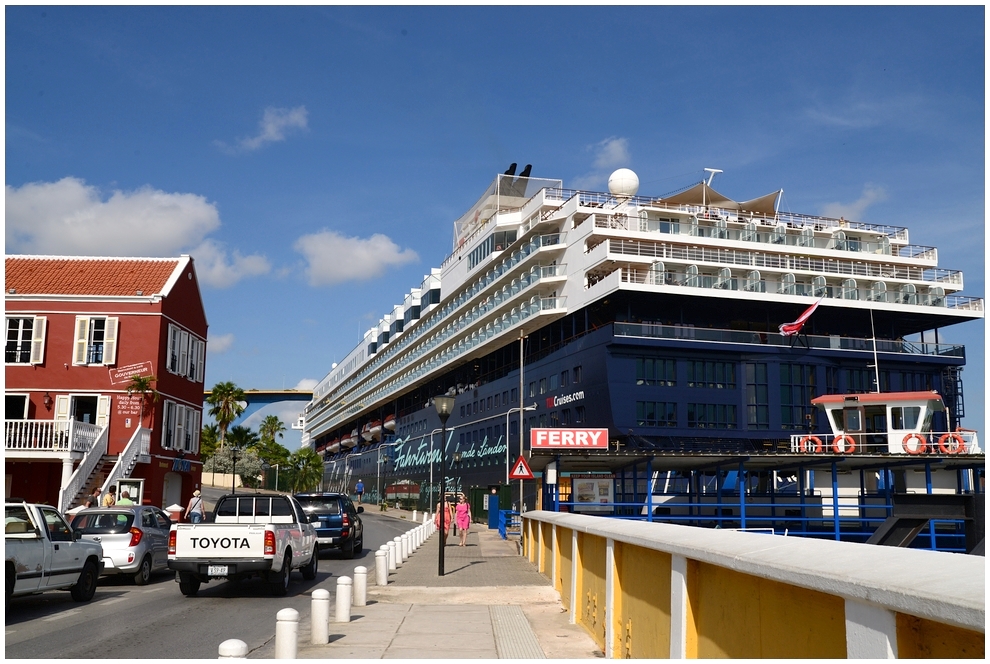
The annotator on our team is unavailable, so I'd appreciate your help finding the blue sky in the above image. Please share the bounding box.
[6,6,985,449]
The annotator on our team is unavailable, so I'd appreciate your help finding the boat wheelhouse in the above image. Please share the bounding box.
[303,165,984,551]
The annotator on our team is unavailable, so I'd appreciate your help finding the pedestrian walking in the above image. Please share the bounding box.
[455,495,472,546]
[186,490,205,523]
[102,485,117,507]
[117,490,134,506]
[83,488,101,508]
[355,479,364,504]
[434,499,454,546]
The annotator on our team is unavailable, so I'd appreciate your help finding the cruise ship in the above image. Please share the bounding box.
[302,165,984,550]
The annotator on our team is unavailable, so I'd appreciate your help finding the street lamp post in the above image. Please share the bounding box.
[231,447,239,495]
[433,394,455,576]
[274,464,280,492]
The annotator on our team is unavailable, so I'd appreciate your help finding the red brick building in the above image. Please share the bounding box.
[5,255,208,512]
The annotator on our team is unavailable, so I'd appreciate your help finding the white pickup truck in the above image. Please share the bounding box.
[167,493,318,596]
[5,501,104,606]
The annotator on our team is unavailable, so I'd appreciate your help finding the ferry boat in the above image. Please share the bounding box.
[303,165,983,550]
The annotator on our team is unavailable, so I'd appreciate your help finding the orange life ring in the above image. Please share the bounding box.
[902,433,928,455]
[799,435,822,453]
[937,432,966,455]
[831,434,856,454]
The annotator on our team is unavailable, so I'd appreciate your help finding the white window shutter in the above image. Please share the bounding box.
[103,317,119,365]
[175,406,186,452]
[167,325,177,373]
[179,331,189,380]
[96,395,111,428]
[191,410,201,454]
[73,317,89,365]
[54,395,71,421]
[163,401,175,449]
[29,316,47,364]
[195,339,205,383]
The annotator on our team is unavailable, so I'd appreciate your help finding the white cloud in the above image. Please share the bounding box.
[821,184,888,221]
[294,230,419,287]
[216,105,309,153]
[570,137,632,190]
[5,177,270,289]
[192,239,271,288]
[208,333,235,354]
[294,378,318,390]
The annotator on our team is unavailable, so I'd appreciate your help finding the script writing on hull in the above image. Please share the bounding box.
[531,428,609,449]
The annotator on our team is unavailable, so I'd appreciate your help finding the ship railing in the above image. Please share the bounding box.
[613,322,965,357]
[789,430,982,455]
[603,238,958,284]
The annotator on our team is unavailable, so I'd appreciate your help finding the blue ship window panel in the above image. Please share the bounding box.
[574,365,583,383]
[561,369,569,387]
[780,363,818,430]
[688,403,737,429]
[636,401,677,427]
[539,378,548,395]
[529,382,536,398]
[550,373,559,391]
[510,388,517,403]
[746,362,769,429]
[575,405,586,424]
[687,361,736,388]
[561,409,571,425]
[636,358,676,386]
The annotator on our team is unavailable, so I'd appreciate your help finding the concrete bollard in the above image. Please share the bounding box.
[218,639,248,659]
[379,543,390,572]
[401,533,410,561]
[275,608,299,659]
[423,511,430,525]
[387,541,398,570]
[375,549,388,586]
[412,509,417,522]
[353,566,367,607]
[335,576,352,623]
[392,538,403,567]
[311,589,330,645]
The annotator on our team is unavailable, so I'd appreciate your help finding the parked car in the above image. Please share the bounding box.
[6,501,104,605]
[294,493,364,558]
[70,506,172,585]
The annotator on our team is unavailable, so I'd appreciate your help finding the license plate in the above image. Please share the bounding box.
[208,565,228,577]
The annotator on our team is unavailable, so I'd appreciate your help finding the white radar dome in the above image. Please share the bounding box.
[608,168,639,197]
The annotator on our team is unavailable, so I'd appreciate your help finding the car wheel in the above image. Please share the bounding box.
[302,545,318,580]
[269,553,291,596]
[70,560,99,602]
[354,536,363,555]
[178,572,200,597]
[342,538,355,559]
[133,556,152,585]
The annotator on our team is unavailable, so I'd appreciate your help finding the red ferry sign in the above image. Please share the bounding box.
[531,428,609,449]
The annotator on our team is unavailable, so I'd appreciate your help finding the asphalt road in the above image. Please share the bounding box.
[5,508,418,659]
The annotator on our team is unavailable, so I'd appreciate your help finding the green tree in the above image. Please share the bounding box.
[206,381,246,451]
[126,374,160,428]
[254,415,290,474]
[288,448,323,492]
[259,415,286,446]
[200,423,220,460]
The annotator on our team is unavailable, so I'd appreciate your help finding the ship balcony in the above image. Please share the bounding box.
[589,212,935,263]
[613,321,966,358]
[601,265,981,312]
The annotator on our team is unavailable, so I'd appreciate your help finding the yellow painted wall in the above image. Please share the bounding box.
[613,542,672,659]
[539,521,552,578]
[896,613,985,659]
[558,526,572,602]
[577,532,607,649]
[695,562,846,658]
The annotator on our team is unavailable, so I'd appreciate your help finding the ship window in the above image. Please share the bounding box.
[687,404,737,429]
[549,411,560,427]
[636,358,675,386]
[549,374,559,391]
[539,414,547,427]
[487,396,492,410]
[561,370,569,387]
[528,382,536,398]
[561,409,571,426]
[843,408,863,432]
[575,406,585,424]
[539,378,547,395]
[510,388,517,403]
[745,362,769,429]
[780,363,817,430]
[573,366,582,383]
[891,407,920,430]
[636,401,677,427]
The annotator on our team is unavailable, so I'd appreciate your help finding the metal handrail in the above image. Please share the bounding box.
[102,427,151,496]
[57,424,109,512]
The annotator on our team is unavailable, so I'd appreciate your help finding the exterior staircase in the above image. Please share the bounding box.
[68,455,118,509]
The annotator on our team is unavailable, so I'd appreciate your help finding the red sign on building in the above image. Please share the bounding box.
[530,428,609,449]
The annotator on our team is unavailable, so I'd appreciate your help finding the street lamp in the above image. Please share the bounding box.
[377,440,400,507]
[434,394,455,576]
[273,464,280,492]
[230,447,240,495]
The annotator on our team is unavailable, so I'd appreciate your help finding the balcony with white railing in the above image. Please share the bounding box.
[5,419,105,459]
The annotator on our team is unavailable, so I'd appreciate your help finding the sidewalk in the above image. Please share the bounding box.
[293,510,602,659]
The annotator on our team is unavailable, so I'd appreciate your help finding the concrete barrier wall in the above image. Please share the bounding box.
[522,511,984,659]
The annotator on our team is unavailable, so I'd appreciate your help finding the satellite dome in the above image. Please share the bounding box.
[608,168,639,197]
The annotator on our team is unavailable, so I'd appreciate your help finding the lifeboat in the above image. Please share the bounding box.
[343,429,359,448]
[361,422,374,442]
[327,438,340,454]
[384,414,396,431]
[368,420,383,440]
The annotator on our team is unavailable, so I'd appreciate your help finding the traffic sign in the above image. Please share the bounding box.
[509,455,535,480]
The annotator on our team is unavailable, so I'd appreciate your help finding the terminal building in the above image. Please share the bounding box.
[301,165,984,551]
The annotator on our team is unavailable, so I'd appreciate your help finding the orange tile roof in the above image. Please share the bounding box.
[5,256,183,297]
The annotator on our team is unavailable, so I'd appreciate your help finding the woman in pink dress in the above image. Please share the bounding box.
[454,495,472,546]
[435,500,453,546]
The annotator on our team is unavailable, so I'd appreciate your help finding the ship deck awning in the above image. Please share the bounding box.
[527,450,984,475]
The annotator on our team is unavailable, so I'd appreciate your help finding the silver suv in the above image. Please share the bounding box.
[70,506,172,585]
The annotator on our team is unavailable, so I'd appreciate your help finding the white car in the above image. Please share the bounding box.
[70,506,172,584]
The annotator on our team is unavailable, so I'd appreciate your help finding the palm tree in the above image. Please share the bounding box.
[206,381,246,451]
[288,448,323,492]
[259,415,286,446]
[225,425,260,494]
[200,423,220,460]
[126,374,159,428]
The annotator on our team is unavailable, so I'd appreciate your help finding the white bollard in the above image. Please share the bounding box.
[275,608,299,659]
[375,549,388,586]
[379,543,390,571]
[218,639,248,659]
[401,533,410,561]
[335,576,352,623]
[423,511,430,525]
[392,537,403,567]
[353,566,367,607]
[311,589,330,645]
[387,540,398,570]
[412,509,417,522]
